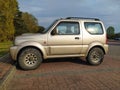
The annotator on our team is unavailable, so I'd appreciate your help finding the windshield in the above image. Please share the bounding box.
[42,20,58,34]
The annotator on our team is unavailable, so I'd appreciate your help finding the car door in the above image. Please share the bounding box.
[47,21,82,55]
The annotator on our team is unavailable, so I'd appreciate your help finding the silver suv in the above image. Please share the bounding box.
[10,17,108,70]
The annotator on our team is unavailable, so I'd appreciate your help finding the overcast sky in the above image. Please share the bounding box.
[18,0,120,33]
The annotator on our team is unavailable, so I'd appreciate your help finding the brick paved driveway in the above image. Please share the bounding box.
[7,42,120,90]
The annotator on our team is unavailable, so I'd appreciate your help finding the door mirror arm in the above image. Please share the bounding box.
[51,29,58,35]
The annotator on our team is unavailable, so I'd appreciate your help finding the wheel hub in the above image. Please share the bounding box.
[91,52,100,61]
[25,53,37,66]
[29,56,34,61]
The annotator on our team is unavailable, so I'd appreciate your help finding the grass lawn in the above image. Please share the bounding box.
[0,41,13,57]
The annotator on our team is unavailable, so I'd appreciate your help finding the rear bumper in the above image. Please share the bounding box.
[104,44,109,54]
[10,46,18,61]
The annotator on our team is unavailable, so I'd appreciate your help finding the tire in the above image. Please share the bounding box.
[18,48,42,70]
[86,48,104,65]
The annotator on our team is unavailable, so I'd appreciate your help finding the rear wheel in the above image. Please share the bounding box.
[18,48,42,70]
[87,47,104,65]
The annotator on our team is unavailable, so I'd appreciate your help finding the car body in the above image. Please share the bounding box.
[114,38,120,40]
[10,17,108,70]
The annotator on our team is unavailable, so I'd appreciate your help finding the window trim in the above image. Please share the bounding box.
[51,21,80,35]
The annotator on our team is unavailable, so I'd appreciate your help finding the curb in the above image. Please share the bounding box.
[0,52,16,90]
[0,53,9,61]
[0,65,16,90]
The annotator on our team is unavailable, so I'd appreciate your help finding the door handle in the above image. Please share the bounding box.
[75,37,79,39]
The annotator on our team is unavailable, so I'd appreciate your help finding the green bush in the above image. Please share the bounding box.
[0,41,13,57]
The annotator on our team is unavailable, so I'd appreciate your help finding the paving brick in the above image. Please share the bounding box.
[5,55,120,90]
[0,54,16,90]
[0,54,14,80]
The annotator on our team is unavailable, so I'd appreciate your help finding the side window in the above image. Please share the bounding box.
[54,22,80,35]
[84,22,103,34]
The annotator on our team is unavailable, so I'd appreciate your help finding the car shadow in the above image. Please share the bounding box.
[43,57,88,65]
[16,58,88,70]
[0,54,15,65]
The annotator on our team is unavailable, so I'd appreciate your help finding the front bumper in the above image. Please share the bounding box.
[10,46,18,60]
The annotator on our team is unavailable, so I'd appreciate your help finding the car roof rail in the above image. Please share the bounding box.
[66,17,100,21]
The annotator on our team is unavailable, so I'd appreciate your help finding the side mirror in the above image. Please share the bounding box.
[51,28,58,35]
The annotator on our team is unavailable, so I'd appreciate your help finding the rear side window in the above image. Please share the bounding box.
[84,22,103,34]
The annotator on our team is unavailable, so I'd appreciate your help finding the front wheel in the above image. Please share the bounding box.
[86,48,104,65]
[18,48,42,70]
